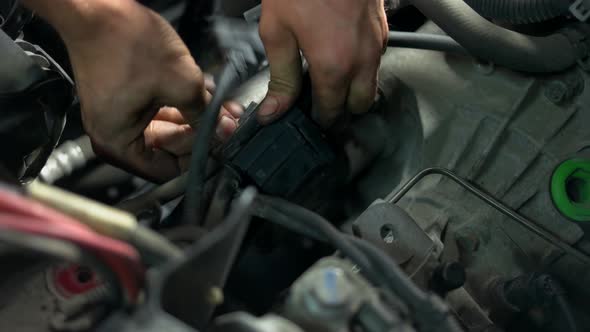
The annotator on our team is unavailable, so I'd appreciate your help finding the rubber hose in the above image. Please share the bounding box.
[410,0,578,73]
[465,0,571,24]
[388,31,468,54]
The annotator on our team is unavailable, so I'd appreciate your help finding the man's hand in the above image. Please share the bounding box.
[258,0,388,127]
[22,0,241,181]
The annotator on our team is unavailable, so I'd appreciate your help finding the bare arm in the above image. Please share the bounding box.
[19,0,240,181]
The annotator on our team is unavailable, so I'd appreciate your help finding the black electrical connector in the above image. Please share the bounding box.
[222,103,336,199]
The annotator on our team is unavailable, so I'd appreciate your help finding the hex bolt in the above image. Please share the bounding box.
[310,266,353,308]
[545,81,568,104]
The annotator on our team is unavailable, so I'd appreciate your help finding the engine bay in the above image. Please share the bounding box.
[1,1,590,332]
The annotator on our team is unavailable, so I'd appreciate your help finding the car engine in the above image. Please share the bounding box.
[1,0,589,332]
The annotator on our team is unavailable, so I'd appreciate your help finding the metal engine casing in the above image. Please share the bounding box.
[353,21,590,330]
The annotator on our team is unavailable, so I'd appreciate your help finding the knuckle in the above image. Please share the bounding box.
[268,76,299,96]
[314,107,342,127]
[316,77,347,94]
[322,106,342,119]
[314,59,352,81]
[144,122,158,148]
[179,62,204,93]
[310,58,353,88]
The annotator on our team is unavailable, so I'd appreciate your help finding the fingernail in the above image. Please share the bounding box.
[182,124,194,134]
[258,96,279,118]
[216,116,237,142]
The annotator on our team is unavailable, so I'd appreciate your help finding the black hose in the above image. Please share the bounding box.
[409,0,579,73]
[348,237,462,332]
[184,63,241,225]
[555,295,578,332]
[256,195,375,280]
[464,0,571,24]
[388,31,468,54]
[184,20,264,225]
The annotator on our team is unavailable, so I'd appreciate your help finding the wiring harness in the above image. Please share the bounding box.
[0,187,144,303]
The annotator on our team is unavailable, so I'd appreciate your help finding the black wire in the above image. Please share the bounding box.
[388,31,468,55]
[0,229,124,306]
[347,236,428,305]
[255,195,462,332]
[348,236,462,332]
[256,195,377,281]
[184,63,241,225]
[0,0,18,28]
[251,201,324,242]
[0,229,82,262]
[251,201,409,314]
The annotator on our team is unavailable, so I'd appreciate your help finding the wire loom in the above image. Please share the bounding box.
[0,188,145,304]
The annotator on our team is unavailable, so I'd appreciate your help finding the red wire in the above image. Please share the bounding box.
[0,189,144,302]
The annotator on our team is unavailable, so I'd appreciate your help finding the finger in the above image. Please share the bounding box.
[125,138,183,182]
[223,101,244,119]
[153,107,188,124]
[215,115,239,143]
[144,120,195,156]
[159,55,207,126]
[257,12,303,124]
[348,10,385,115]
[204,73,216,93]
[309,65,351,128]
[347,66,379,115]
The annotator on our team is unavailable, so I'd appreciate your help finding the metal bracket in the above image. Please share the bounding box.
[570,0,590,22]
[386,167,590,265]
[558,26,590,71]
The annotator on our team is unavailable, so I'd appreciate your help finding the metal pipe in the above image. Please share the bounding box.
[386,167,590,265]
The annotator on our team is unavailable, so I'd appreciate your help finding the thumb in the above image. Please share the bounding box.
[258,17,302,124]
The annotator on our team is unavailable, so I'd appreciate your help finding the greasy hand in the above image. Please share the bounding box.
[48,0,240,181]
[258,0,388,127]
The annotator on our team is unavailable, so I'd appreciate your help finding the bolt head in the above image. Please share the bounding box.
[545,81,568,104]
[310,267,353,307]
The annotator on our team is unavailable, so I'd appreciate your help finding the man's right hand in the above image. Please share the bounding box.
[258,0,388,128]
[22,0,241,181]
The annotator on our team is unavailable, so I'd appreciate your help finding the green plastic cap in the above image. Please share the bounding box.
[551,159,590,223]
